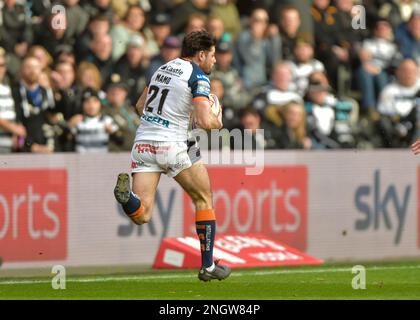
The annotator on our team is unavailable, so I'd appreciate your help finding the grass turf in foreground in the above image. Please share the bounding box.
[0,261,420,300]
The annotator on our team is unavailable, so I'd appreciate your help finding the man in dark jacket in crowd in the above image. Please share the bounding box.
[114,35,148,106]
[105,75,140,152]
[170,0,210,34]
[0,0,33,60]
[12,56,56,153]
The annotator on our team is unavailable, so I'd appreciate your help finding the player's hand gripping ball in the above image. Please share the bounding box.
[209,93,222,117]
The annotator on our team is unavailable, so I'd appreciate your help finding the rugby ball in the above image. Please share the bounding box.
[209,93,222,117]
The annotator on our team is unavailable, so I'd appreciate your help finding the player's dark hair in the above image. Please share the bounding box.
[181,31,216,58]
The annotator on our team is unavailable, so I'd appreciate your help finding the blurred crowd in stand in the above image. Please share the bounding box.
[0,0,419,153]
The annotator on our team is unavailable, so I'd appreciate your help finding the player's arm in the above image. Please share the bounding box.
[193,97,223,130]
[135,87,148,115]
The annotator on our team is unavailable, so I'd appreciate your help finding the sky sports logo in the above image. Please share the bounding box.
[354,170,411,245]
[0,170,67,262]
[184,166,308,251]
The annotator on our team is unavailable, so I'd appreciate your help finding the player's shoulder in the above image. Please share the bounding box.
[188,62,210,85]
[153,58,193,81]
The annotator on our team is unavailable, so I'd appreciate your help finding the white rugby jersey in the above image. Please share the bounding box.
[378,80,420,117]
[135,58,211,142]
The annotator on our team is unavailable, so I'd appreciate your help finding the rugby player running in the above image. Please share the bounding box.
[113,31,231,282]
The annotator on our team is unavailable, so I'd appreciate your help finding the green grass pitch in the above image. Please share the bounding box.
[1,261,420,300]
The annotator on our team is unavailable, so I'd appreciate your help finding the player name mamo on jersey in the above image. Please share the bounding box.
[136,58,211,142]
[155,74,172,85]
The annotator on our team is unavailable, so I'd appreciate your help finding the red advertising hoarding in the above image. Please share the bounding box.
[184,166,308,250]
[0,169,67,262]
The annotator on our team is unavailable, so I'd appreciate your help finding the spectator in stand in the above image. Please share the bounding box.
[28,0,52,23]
[148,13,172,56]
[235,107,280,150]
[304,72,355,148]
[311,0,350,91]
[184,13,208,36]
[12,56,56,153]
[210,0,241,41]
[2,0,419,154]
[0,47,12,83]
[111,0,148,21]
[76,14,111,61]
[207,16,231,44]
[211,40,249,128]
[61,0,90,47]
[34,12,71,56]
[278,101,312,150]
[105,75,140,152]
[277,5,304,60]
[37,68,55,112]
[55,45,77,67]
[83,0,115,23]
[110,5,148,62]
[253,62,302,128]
[235,7,282,91]
[290,36,325,97]
[27,45,53,72]
[114,35,148,106]
[51,62,80,121]
[49,61,80,151]
[148,0,173,16]
[0,51,26,153]
[235,0,260,16]
[0,0,33,61]
[378,0,418,29]
[171,0,210,35]
[357,19,400,115]
[209,77,234,133]
[395,10,420,65]
[76,62,106,103]
[85,34,114,83]
[68,88,122,153]
[377,59,420,148]
[335,0,365,48]
[146,36,182,82]
[271,0,314,41]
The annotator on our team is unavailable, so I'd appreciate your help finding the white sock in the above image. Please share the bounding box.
[206,263,215,272]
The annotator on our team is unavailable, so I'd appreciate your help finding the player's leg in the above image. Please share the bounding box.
[114,172,161,225]
[174,161,231,281]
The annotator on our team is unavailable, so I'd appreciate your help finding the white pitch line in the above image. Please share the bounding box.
[1,265,420,286]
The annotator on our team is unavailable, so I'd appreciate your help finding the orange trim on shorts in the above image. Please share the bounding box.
[193,96,209,102]
[196,209,216,222]
[128,204,145,220]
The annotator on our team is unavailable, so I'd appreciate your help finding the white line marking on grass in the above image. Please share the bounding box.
[1,265,420,286]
